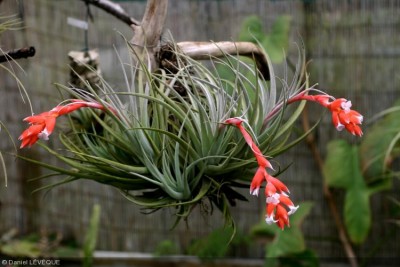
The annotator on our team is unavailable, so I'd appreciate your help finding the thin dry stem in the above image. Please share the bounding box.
[301,106,359,267]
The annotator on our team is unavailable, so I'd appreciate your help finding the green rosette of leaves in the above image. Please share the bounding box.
[21,40,309,227]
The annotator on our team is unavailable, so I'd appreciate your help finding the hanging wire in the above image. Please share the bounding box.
[84,0,94,52]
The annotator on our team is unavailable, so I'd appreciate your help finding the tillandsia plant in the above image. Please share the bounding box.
[18,42,363,229]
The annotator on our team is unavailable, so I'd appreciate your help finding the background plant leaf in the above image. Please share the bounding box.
[360,100,400,179]
[323,140,372,243]
[344,187,371,244]
[153,240,179,256]
[266,226,306,258]
[278,249,320,267]
[323,140,354,188]
[261,15,292,63]
[0,240,41,258]
[238,15,265,43]
[264,202,314,266]
[249,202,313,266]
[186,226,234,259]
[83,204,101,267]
[239,15,292,64]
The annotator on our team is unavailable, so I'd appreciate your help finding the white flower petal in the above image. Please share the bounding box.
[38,129,50,140]
[336,122,345,131]
[357,115,363,123]
[341,100,352,111]
[250,187,259,197]
[265,214,278,225]
[288,205,299,215]
[266,193,280,205]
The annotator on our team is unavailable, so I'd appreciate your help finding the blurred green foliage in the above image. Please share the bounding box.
[323,140,372,244]
[153,240,179,256]
[83,204,101,267]
[186,226,250,260]
[0,231,80,259]
[251,202,318,267]
[0,205,100,265]
[216,14,293,105]
[239,15,292,63]
[323,101,400,244]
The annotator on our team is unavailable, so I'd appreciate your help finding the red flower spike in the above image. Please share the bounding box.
[279,193,294,208]
[19,111,58,148]
[328,99,363,136]
[250,167,265,196]
[291,94,363,137]
[19,124,43,148]
[266,175,290,194]
[275,204,290,230]
[265,194,291,230]
[265,181,277,197]
[19,100,110,148]
[225,92,363,229]
[251,143,272,169]
[265,204,278,225]
[224,117,273,169]
[312,95,331,107]
[224,117,297,230]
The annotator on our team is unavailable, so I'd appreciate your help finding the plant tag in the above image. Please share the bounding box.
[67,17,88,30]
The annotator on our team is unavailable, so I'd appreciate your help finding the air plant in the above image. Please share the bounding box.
[18,42,362,229]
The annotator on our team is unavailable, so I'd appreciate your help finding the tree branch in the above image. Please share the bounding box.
[83,0,168,71]
[177,41,270,80]
[83,0,140,27]
[0,46,35,63]
[129,0,168,71]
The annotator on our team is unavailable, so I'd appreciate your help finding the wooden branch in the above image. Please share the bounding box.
[0,46,35,63]
[177,41,270,80]
[84,0,168,71]
[130,0,168,71]
[135,0,168,48]
[83,0,140,27]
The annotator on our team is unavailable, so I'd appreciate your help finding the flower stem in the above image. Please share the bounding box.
[263,90,311,125]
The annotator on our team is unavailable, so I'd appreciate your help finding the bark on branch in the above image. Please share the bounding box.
[129,0,168,71]
[0,46,35,63]
[177,41,270,80]
[85,0,168,71]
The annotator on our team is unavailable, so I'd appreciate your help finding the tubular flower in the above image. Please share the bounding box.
[224,117,272,169]
[328,98,363,136]
[291,93,363,137]
[19,100,108,148]
[224,117,298,230]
